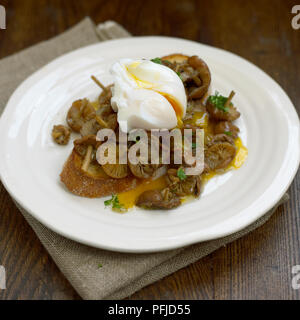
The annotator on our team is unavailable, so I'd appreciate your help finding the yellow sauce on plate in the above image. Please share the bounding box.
[118,176,167,209]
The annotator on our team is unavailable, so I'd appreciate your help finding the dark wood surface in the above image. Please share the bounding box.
[0,0,299,300]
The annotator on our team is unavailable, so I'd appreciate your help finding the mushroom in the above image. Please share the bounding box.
[128,137,163,179]
[52,125,71,145]
[206,91,240,121]
[82,145,93,172]
[99,84,113,105]
[91,75,113,106]
[166,168,202,197]
[205,142,236,171]
[207,133,235,147]
[74,135,99,156]
[160,55,211,100]
[187,56,211,99]
[214,121,240,139]
[101,143,129,179]
[186,99,206,114]
[95,105,118,131]
[80,118,101,137]
[179,64,199,83]
[128,162,161,179]
[73,135,101,172]
[136,188,181,210]
[102,162,128,179]
[161,59,176,70]
[66,99,95,133]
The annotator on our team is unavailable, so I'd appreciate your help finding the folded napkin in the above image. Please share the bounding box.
[0,17,289,300]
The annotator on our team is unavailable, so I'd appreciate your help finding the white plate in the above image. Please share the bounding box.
[0,37,299,253]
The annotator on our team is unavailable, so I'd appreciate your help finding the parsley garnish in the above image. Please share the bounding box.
[177,167,187,181]
[224,131,232,136]
[104,194,126,212]
[192,142,197,149]
[151,57,162,64]
[151,58,171,65]
[208,91,232,113]
[98,264,103,268]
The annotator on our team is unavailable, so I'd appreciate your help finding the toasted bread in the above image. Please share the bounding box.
[60,150,140,198]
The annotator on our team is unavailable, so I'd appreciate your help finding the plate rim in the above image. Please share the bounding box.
[0,36,299,253]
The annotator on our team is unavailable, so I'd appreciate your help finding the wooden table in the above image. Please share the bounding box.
[0,0,299,300]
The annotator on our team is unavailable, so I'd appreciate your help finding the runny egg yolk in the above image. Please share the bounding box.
[117,176,167,210]
[159,92,184,127]
[232,137,248,169]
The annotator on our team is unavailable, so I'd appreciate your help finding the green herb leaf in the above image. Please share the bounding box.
[104,198,112,206]
[151,58,162,64]
[104,194,126,212]
[208,91,232,113]
[192,142,197,149]
[177,167,187,181]
[98,264,103,268]
[176,71,182,79]
[151,58,172,65]
[224,131,232,136]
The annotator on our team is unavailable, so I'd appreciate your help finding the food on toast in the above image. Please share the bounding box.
[53,53,247,211]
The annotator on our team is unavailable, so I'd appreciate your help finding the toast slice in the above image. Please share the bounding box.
[60,150,140,198]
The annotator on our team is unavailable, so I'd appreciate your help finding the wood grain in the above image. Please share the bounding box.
[0,0,299,300]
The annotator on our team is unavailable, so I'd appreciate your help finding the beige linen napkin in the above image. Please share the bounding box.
[0,17,289,300]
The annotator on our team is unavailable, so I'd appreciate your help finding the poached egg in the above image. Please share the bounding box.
[110,59,187,132]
